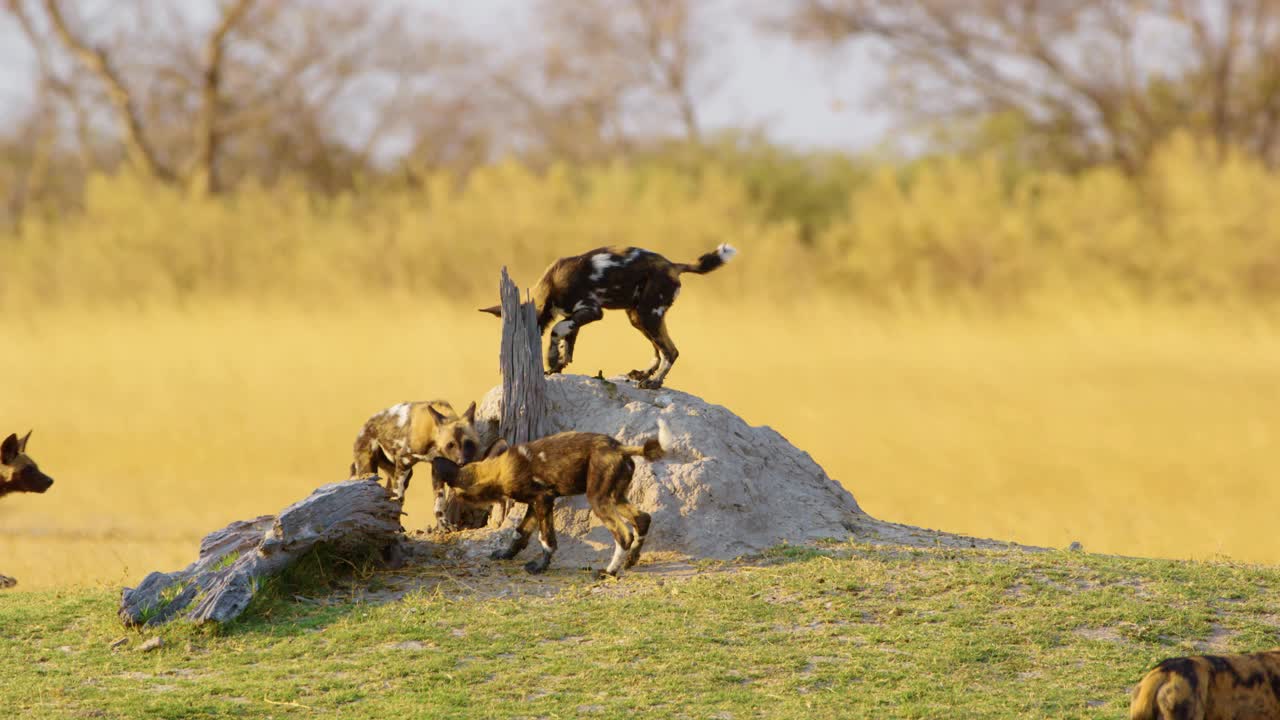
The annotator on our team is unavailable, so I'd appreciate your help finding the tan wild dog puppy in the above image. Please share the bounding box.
[1130,649,1280,719]
[349,401,480,528]
[430,424,669,577]
[0,430,54,499]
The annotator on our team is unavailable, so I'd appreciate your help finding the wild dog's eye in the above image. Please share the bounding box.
[446,442,457,450]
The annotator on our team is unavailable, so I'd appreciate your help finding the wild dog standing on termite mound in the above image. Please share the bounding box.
[349,401,480,528]
[430,423,670,577]
[1129,648,1280,720]
[479,244,737,389]
[0,430,54,499]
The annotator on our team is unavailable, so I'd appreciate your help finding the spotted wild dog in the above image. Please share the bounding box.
[0,430,54,499]
[349,401,480,528]
[1129,648,1280,719]
[430,423,669,577]
[479,244,737,389]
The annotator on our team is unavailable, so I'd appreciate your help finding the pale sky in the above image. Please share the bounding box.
[0,1,894,152]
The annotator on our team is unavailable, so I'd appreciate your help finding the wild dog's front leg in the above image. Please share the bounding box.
[524,496,557,574]
[432,477,456,531]
[546,305,603,374]
[390,461,414,504]
[546,334,567,374]
[491,504,537,560]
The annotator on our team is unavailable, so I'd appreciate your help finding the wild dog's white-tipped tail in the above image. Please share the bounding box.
[681,244,739,274]
[657,418,673,452]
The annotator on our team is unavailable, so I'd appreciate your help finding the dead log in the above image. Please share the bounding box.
[496,266,549,447]
[119,479,402,627]
[441,266,548,529]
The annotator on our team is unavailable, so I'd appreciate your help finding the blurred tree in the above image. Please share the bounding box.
[490,0,723,164]
[772,0,1280,171]
[3,0,476,197]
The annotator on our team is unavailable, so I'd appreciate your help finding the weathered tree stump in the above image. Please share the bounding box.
[119,479,402,626]
[441,266,548,529]
[496,266,549,447]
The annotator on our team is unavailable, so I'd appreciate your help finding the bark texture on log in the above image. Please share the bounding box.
[119,479,402,627]
[498,266,548,445]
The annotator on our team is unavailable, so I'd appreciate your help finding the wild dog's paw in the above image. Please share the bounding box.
[626,369,652,381]
[594,568,619,580]
[523,560,549,575]
[637,378,664,390]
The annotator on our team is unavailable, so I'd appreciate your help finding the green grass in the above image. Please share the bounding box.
[4,543,1280,719]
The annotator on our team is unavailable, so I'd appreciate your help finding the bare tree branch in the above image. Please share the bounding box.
[42,0,173,181]
[772,0,1280,170]
[186,0,255,196]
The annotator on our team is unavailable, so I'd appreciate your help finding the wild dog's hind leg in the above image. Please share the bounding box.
[617,504,652,569]
[524,496,558,574]
[625,309,662,381]
[492,504,537,560]
[589,471,637,578]
[630,277,680,389]
[547,304,603,374]
[637,317,679,390]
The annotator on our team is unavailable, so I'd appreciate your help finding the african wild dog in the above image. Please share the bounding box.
[349,401,480,529]
[0,430,54,499]
[430,424,669,577]
[1129,649,1280,719]
[479,244,737,389]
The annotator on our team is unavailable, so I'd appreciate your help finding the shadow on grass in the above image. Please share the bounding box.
[211,544,394,638]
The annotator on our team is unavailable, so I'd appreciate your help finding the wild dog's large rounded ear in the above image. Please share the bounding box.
[427,405,448,425]
[463,402,477,424]
[485,439,509,459]
[478,306,502,318]
[18,430,31,452]
[0,434,18,465]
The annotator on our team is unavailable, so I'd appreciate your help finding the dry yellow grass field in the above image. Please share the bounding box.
[3,297,1278,589]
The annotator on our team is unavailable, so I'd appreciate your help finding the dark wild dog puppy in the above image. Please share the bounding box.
[0,431,54,499]
[1130,649,1280,720]
[430,425,669,577]
[479,244,737,389]
[349,401,480,528]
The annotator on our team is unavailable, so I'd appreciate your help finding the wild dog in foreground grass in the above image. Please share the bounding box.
[479,244,737,389]
[349,401,480,528]
[431,424,669,577]
[0,430,54,499]
[1129,649,1280,719]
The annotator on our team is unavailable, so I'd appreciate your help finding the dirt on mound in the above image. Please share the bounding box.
[440,374,1033,569]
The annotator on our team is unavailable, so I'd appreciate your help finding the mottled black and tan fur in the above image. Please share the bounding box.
[1130,649,1280,719]
[349,401,480,528]
[0,430,53,499]
[430,426,668,577]
[480,244,737,389]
